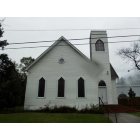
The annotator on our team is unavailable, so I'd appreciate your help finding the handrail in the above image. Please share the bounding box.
[98,97,118,123]
[99,97,104,107]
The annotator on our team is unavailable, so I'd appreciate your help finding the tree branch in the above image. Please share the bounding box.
[118,42,140,71]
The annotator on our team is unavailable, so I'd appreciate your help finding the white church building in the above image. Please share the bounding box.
[24,30,118,110]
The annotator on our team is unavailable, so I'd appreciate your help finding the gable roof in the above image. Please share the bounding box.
[26,36,118,79]
[26,36,95,71]
[110,64,119,79]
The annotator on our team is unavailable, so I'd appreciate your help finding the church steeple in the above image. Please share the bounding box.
[90,30,109,64]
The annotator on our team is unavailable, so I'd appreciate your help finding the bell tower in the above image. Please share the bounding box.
[90,30,114,104]
[90,30,110,65]
[90,30,111,76]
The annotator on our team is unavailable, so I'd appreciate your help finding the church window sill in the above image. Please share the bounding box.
[56,97,65,99]
[37,97,46,99]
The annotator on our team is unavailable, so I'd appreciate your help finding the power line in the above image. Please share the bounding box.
[105,28,140,31]
[4,39,140,50]
[8,38,88,45]
[5,27,140,31]
[8,34,140,45]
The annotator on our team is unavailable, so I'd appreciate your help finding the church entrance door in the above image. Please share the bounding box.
[98,80,108,104]
[98,86,107,104]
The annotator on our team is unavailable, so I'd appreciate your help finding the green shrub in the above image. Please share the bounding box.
[38,104,104,114]
[39,105,77,113]
[0,104,104,114]
[79,105,104,114]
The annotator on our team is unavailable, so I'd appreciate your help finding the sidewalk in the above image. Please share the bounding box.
[107,113,140,123]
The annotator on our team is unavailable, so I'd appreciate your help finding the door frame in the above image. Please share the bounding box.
[98,86,108,104]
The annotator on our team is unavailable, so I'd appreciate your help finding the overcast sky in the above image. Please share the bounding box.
[1,17,140,77]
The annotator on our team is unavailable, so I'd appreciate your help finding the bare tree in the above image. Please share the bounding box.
[118,42,140,71]
[0,19,8,50]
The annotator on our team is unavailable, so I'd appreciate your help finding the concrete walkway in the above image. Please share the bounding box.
[107,113,140,123]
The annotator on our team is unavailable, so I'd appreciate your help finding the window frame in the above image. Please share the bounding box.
[78,77,85,98]
[95,39,105,51]
[38,77,45,98]
[57,77,65,98]
[98,80,106,87]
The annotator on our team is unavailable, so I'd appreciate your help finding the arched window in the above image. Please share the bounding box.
[38,77,45,97]
[58,77,65,97]
[98,80,106,87]
[78,77,85,97]
[95,39,105,51]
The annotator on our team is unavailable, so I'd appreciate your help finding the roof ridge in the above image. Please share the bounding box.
[26,36,94,71]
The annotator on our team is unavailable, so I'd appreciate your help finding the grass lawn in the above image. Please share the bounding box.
[130,112,140,117]
[0,112,111,123]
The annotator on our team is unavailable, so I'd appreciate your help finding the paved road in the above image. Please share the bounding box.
[107,113,140,123]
